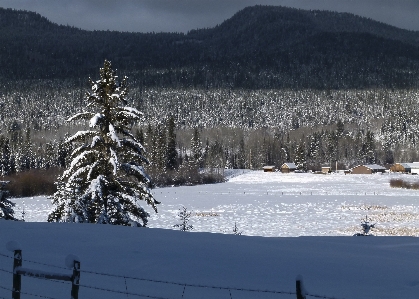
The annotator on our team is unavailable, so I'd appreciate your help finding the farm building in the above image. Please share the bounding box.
[390,163,412,173]
[351,164,386,174]
[321,166,331,174]
[281,163,297,173]
[390,162,419,174]
[262,166,275,172]
[409,163,419,174]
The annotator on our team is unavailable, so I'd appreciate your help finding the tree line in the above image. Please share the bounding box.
[1,87,419,182]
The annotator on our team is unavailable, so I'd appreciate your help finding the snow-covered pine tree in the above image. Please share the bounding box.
[48,60,159,226]
[0,181,17,220]
[294,141,307,171]
[190,127,202,168]
[166,116,178,170]
[173,206,193,231]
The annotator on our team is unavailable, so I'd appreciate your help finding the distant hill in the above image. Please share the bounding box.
[1,5,419,89]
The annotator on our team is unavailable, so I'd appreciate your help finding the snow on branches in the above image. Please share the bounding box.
[0,181,17,220]
[49,60,159,226]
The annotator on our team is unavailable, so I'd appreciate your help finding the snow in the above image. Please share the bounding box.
[89,113,103,127]
[122,107,142,115]
[90,135,102,147]
[362,164,386,170]
[2,171,419,298]
[65,254,80,269]
[282,162,297,168]
[109,148,118,174]
[66,130,96,143]
[5,240,21,252]
[108,123,121,146]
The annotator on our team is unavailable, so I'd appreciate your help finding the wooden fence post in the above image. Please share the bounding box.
[296,278,306,299]
[71,260,80,299]
[12,249,22,299]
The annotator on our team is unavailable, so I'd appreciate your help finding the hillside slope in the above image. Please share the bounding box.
[0,220,418,299]
[1,6,419,88]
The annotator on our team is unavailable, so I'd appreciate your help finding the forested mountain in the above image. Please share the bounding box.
[1,5,419,89]
[1,5,419,183]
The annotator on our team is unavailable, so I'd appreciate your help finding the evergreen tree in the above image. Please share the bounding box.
[336,120,345,137]
[49,60,159,226]
[190,127,202,168]
[145,124,156,165]
[364,131,376,164]
[57,134,73,168]
[135,127,145,146]
[0,136,11,176]
[166,116,178,170]
[173,206,193,231]
[236,137,246,169]
[294,141,307,171]
[155,124,167,170]
[325,131,338,165]
[44,142,55,169]
[307,133,320,170]
[0,181,17,220]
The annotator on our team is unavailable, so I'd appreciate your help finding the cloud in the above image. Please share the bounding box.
[0,0,418,32]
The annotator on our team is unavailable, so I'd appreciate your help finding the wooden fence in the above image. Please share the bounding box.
[0,248,347,299]
[10,249,80,299]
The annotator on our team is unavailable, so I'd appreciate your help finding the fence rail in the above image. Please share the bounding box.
[1,248,80,299]
[0,249,347,299]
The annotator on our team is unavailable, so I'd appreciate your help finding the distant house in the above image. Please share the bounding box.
[409,163,419,175]
[263,166,275,172]
[390,163,412,173]
[321,166,331,174]
[281,162,297,173]
[351,164,386,174]
[390,162,419,174]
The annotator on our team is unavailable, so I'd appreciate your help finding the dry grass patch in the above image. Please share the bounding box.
[341,204,388,211]
[390,178,419,190]
[194,211,220,217]
[340,225,419,236]
[5,168,62,197]
[373,227,419,236]
[372,211,419,222]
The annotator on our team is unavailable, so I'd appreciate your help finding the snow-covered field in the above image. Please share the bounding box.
[1,171,419,299]
[13,171,419,237]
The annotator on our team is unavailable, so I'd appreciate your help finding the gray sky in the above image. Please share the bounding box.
[0,0,418,33]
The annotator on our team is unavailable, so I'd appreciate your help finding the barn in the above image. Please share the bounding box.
[409,163,419,174]
[351,164,386,174]
[281,163,297,173]
[390,163,411,173]
[262,166,275,172]
[390,162,419,174]
[321,166,331,174]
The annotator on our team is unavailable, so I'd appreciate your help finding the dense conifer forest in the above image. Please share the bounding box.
[1,5,419,191]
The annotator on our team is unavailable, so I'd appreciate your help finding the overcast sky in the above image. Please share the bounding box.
[0,0,418,33]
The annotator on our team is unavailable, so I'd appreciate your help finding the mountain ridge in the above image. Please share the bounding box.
[1,5,419,89]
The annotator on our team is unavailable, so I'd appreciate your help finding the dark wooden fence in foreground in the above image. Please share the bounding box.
[0,248,347,299]
[10,249,80,299]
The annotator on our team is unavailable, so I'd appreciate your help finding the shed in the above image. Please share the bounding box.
[409,163,419,175]
[390,163,411,173]
[321,166,331,174]
[351,164,386,174]
[262,166,275,172]
[281,163,297,173]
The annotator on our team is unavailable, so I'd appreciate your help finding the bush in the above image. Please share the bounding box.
[147,166,225,187]
[2,165,225,197]
[390,179,404,188]
[5,168,62,197]
[390,178,419,190]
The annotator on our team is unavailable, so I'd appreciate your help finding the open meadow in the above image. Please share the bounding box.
[1,171,419,299]
[13,171,419,237]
